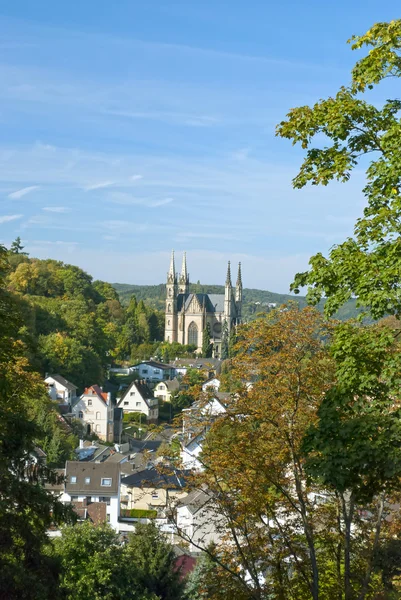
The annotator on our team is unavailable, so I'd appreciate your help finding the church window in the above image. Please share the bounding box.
[168,289,172,297]
[167,304,171,312]
[188,321,199,346]
[168,320,171,326]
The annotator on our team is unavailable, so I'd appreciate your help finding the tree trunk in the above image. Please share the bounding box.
[341,492,355,600]
[357,494,385,600]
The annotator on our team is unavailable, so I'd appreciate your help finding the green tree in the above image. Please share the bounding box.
[125,523,185,600]
[201,323,212,358]
[10,236,27,255]
[276,19,401,320]
[0,245,74,600]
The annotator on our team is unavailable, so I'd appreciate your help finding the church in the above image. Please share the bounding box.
[164,251,243,358]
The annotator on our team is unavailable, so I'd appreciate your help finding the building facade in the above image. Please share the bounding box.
[164,252,242,357]
[71,385,115,441]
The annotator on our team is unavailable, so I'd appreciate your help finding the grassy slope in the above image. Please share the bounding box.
[112,282,367,322]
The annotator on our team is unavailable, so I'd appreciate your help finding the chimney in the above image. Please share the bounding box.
[107,392,111,404]
[79,439,84,449]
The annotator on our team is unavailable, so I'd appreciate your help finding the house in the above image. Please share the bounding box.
[117,380,159,422]
[171,358,222,378]
[120,465,188,514]
[201,377,221,392]
[176,488,225,552]
[180,431,206,472]
[129,361,176,382]
[45,374,77,405]
[63,461,120,530]
[154,379,180,403]
[71,385,115,441]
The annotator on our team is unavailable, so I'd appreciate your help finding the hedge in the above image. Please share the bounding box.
[120,508,158,519]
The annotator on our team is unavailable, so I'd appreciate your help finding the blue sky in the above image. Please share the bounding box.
[0,1,399,291]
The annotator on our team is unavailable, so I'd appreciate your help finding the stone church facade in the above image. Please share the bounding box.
[164,252,242,358]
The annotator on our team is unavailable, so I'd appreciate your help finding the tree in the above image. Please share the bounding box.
[10,236,27,255]
[178,306,401,599]
[0,245,74,599]
[202,323,212,358]
[276,19,401,319]
[125,523,185,600]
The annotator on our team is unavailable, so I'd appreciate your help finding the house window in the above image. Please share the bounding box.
[136,402,141,407]
[99,496,111,505]
[106,514,110,522]
[124,401,129,406]
[96,412,101,420]
[101,478,112,487]
[130,392,135,396]
[88,399,92,406]
[188,321,198,346]
[78,411,83,419]
[151,492,159,499]
[70,476,77,484]
[70,496,78,501]
[154,369,160,374]
[142,369,148,374]
[85,477,91,484]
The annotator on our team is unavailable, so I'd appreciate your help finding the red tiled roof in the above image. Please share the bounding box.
[174,555,197,579]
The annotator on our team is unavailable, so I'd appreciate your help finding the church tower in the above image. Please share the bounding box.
[224,261,233,330]
[165,250,177,343]
[178,252,189,294]
[235,262,243,323]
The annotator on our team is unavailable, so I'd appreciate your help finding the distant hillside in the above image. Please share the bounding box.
[112,282,367,322]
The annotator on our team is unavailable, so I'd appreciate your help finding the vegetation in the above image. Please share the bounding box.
[277,19,401,321]
[53,521,184,599]
[182,305,401,599]
[113,282,366,322]
[120,508,158,519]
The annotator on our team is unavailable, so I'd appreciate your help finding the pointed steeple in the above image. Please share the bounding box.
[167,250,176,283]
[178,251,189,294]
[236,262,242,288]
[235,262,243,305]
[225,261,232,287]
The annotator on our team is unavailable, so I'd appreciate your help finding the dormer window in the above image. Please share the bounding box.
[70,476,77,484]
[85,477,91,484]
[101,478,112,487]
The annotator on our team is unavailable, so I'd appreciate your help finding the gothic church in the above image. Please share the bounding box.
[164,251,243,358]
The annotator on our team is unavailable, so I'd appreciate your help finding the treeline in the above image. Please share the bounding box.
[5,242,172,388]
[113,281,367,322]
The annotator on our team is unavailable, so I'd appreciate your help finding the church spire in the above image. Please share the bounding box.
[179,251,189,294]
[167,249,176,283]
[235,262,243,306]
[225,261,232,287]
[236,262,242,289]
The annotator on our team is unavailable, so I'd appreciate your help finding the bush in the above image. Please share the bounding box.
[123,412,147,424]
[121,508,157,519]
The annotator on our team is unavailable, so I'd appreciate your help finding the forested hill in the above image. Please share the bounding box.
[112,282,365,321]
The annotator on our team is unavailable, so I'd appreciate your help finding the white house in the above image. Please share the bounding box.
[176,488,225,552]
[154,379,180,403]
[117,380,159,422]
[71,385,114,441]
[63,461,120,530]
[180,432,205,472]
[129,361,176,382]
[201,377,221,392]
[45,374,77,405]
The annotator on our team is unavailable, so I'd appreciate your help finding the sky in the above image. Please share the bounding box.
[0,1,399,291]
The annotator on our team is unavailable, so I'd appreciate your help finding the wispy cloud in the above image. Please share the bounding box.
[42,206,70,213]
[131,175,143,181]
[0,214,23,224]
[84,181,115,191]
[105,109,219,127]
[8,185,40,199]
[150,197,173,207]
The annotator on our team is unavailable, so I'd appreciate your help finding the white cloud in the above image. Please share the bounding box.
[0,214,23,224]
[8,185,40,199]
[131,175,143,181]
[42,206,69,213]
[150,197,173,207]
[84,181,115,191]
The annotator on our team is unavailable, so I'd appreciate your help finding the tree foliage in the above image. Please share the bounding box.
[276,19,401,320]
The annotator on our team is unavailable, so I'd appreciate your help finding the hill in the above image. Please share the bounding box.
[112,282,367,322]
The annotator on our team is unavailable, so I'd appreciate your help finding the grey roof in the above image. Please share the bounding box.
[176,293,225,314]
[65,461,120,495]
[178,488,211,515]
[46,374,77,391]
[121,466,189,489]
[131,361,175,370]
[157,379,180,391]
